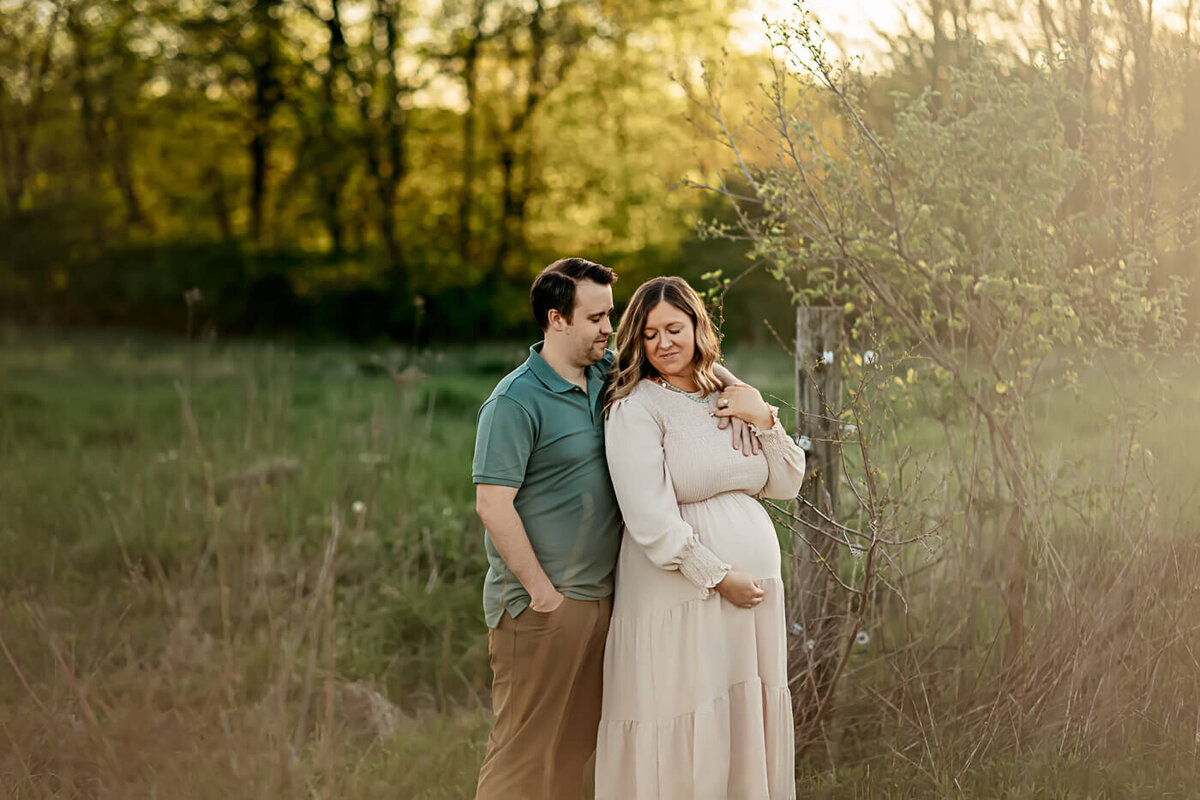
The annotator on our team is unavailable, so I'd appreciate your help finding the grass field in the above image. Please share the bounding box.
[2,326,1199,798]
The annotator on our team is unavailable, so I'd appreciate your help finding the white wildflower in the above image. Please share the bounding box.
[352,501,366,515]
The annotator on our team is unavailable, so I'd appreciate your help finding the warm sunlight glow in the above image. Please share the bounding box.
[734,0,912,65]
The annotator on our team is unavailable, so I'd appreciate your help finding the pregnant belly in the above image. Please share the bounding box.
[611,492,784,619]
[679,491,782,579]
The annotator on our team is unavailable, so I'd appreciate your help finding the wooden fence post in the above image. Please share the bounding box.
[789,305,844,752]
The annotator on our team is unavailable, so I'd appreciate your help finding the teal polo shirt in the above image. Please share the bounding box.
[472,342,622,628]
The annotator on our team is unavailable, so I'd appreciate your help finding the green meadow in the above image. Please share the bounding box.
[2,328,1199,798]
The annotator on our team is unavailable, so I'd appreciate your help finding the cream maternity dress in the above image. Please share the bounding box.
[597,378,806,800]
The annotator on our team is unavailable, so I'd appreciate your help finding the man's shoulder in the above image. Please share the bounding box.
[483,360,542,410]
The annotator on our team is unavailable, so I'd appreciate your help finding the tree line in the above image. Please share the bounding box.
[0,0,1196,341]
[0,0,750,340]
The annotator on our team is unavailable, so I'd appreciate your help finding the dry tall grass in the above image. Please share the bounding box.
[2,332,1198,798]
[0,333,492,798]
[774,351,1200,796]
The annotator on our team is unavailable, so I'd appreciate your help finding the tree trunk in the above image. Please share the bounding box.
[0,1,66,214]
[790,305,844,754]
[458,0,488,263]
[0,100,16,213]
[360,0,407,278]
[248,0,283,245]
[68,7,102,192]
[494,143,520,273]
[492,0,548,273]
[317,0,350,254]
[67,9,150,231]
[108,116,149,229]
[203,165,234,241]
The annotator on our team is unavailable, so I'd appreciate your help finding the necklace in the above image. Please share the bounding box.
[654,376,709,405]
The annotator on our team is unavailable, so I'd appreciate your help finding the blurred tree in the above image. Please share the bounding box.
[878,0,1199,324]
[358,0,412,277]
[441,0,493,264]
[0,0,67,214]
[484,0,590,274]
[273,0,355,255]
[66,1,152,230]
[2,0,1192,341]
[248,0,285,244]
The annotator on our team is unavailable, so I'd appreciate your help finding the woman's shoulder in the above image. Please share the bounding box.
[607,379,659,418]
[628,378,657,398]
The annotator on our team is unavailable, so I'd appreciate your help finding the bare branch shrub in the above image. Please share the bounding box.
[691,6,1193,779]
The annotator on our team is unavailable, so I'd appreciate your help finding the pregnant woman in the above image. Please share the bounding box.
[597,276,807,800]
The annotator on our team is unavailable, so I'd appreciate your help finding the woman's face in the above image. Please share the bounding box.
[642,301,696,383]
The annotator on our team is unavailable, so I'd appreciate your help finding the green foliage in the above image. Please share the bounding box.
[746,38,1184,368]
[710,32,1188,520]
[0,0,751,340]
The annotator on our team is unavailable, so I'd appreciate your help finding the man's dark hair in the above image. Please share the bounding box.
[530,258,617,330]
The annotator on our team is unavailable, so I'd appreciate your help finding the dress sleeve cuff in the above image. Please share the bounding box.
[678,535,730,598]
[749,404,786,439]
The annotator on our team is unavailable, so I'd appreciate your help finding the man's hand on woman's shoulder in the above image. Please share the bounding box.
[710,363,760,456]
[713,383,774,431]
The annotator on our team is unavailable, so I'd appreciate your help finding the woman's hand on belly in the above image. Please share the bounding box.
[715,570,765,609]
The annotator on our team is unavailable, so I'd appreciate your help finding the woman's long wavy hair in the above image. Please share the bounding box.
[604,276,724,415]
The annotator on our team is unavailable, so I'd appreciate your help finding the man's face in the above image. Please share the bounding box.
[554,280,614,367]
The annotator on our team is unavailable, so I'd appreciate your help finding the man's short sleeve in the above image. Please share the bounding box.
[472,395,535,487]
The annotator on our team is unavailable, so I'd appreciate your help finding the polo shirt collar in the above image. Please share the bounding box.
[586,358,607,400]
[528,343,600,395]
[528,342,581,394]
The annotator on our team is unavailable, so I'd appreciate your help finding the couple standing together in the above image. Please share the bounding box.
[472,258,807,799]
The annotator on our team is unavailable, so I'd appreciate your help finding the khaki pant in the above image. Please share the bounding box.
[476,595,612,800]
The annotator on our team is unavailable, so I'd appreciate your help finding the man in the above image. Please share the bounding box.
[472,258,754,799]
